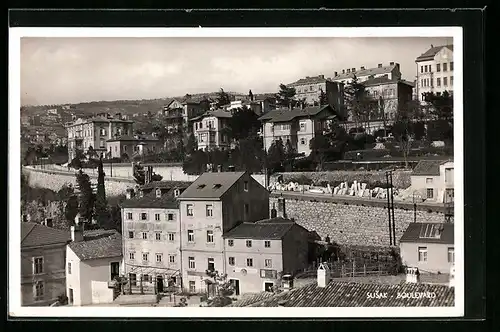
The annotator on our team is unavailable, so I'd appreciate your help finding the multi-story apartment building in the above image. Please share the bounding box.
[259,105,339,156]
[21,222,70,306]
[415,44,454,100]
[191,110,233,151]
[106,134,163,159]
[65,113,134,161]
[286,75,344,114]
[177,171,270,293]
[223,197,310,294]
[331,62,402,85]
[160,99,210,134]
[121,180,191,292]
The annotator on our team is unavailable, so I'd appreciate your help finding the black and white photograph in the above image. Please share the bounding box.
[9,27,463,317]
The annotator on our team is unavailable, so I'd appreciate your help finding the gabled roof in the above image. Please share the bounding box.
[120,189,180,209]
[333,64,399,81]
[416,45,454,62]
[258,105,335,123]
[178,171,246,200]
[139,180,192,191]
[21,222,71,248]
[399,223,454,244]
[231,280,454,307]
[223,218,297,240]
[287,75,328,86]
[190,110,233,121]
[412,159,452,176]
[68,229,122,261]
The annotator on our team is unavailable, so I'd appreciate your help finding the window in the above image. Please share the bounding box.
[228,257,235,266]
[426,188,434,199]
[155,213,161,221]
[142,253,149,261]
[126,212,133,220]
[142,232,148,240]
[450,62,454,71]
[188,230,195,242]
[67,262,72,274]
[428,65,432,72]
[426,178,433,184]
[186,204,193,216]
[418,247,428,262]
[246,258,253,267]
[419,224,442,239]
[140,213,148,220]
[99,140,104,148]
[246,240,252,248]
[420,66,423,73]
[424,65,428,72]
[300,122,306,131]
[33,257,43,275]
[168,232,175,242]
[265,259,272,268]
[189,281,196,293]
[207,230,214,243]
[244,181,249,192]
[436,78,441,87]
[128,231,134,239]
[100,128,106,136]
[450,76,454,85]
[436,63,441,72]
[207,257,215,271]
[34,281,44,300]
[129,252,135,260]
[188,256,195,269]
[448,247,455,263]
[167,213,174,221]
[443,63,448,71]
[156,253,162,263]
[443,77,448,86]
[155,232,162,241]
[228,239,234,247]
[300,138,306,145]
[206,204,213,217]
[169,255,176,263]
[143,274,150,283]
[264,240,271,248]
[155,189,161,198]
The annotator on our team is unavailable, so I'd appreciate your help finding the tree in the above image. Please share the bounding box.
[182,150,209,175]
[64,195,79,227]
[422,91,453,143]
[94,158,109,228]
[186,133,198,155]
[392,101,425,168]
[228,106,261,141]
[276,84,297,109]
[309,134,332,170]
[200,270,235,307]
[216,88,231,109]
[57,183,74,200]
[319,88,328,106]
[248,89,254,101]
[344,77,370,127]
[75,170,95,223]
[266,138,286,173]
[133,163,163,185]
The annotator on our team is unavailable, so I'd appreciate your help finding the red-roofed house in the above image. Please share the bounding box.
[21,222,71,306]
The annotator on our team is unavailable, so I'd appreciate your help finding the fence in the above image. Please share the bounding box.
[295,261,391,279]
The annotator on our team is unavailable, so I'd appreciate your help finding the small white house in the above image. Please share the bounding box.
[66,226,123,306]
[410,159,454,203]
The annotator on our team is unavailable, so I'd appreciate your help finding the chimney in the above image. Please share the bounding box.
[431,44,434,48]
[217,165,222,172]
[281,274,294,291]
[346,69,350,73]
[405,267,420,283]
[317,262,331,288]
[228,165,235,172]
[449,265,455,288]
[116,112,122,119]
[22,214,28,222]
[277,196,286,218]
[334,71,338,76]
[44,218,53,228]
[144,166,153,185]
[390,62,394,66]
[361,66,365,70]
[270,203,277,218]
[378,63,383,68]
[352,68,356,72]
[319,74,324,79]
[70,225,84,242]
[126,188,135,199]
[342,69,345,74]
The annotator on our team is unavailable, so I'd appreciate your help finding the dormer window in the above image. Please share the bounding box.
[174,189,180,197]
[197,184,206,189]
[213,184,222,189]
[155,188,161,198]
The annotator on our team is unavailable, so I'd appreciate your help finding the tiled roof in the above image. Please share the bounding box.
[120,190,180,209]
[106,135,159,142]
[178,172,246,200]
[416,45,454,62]
[228,292,275,307]
[68,229,122,261]
[412,160,451,176]
[238,280,455,307]
[191,110,233,121]
[258,105,334,123]
[333,64,398,81]
[288,75,328,86]
[223,218,296,240]
[139,181,192,191]
[399,223,454,244]
[21,222,71,248]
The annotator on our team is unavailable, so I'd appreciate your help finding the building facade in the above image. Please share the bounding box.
[177,171,270,293]
[191,111,233,151]
[259,105,339,156]
[399,222,454,274]
[21,222,70,306]
[415,44,454,100]
[106,134,163,159]
[65,113,134,161]
[331,62,402,85]
[411,160,454,203]
[121,181,191,292]
[160,99,210,134]
[66,227,123,306]
[287,75,344,113]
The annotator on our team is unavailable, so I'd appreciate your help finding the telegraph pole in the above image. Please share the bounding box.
[385,171,393,246]
[389,171,396,245]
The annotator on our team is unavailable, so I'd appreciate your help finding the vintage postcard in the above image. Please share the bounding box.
[9,27,463,317]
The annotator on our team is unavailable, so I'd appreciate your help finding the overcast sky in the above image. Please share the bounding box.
[20,36,453,106]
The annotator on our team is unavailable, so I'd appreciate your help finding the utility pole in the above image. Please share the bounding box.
[389,171,396,245]
[385,171,393,246]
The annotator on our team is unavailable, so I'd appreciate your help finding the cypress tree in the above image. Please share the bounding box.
[95,157,109,228]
